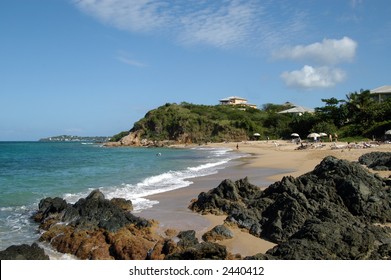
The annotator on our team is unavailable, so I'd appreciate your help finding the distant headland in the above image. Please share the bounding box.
[39,135,111,143]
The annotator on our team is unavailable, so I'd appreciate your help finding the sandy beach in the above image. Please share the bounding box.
[138,140,391,257]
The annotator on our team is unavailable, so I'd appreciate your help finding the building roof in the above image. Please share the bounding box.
[278,105,315,114]
[370,85,391,94]
[219,96,248,101]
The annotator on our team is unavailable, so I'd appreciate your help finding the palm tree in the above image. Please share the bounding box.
[344,89,375,131]
[345,90,373,111]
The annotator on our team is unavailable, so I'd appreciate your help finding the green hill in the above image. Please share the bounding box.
[109,90,391,146]
[111,102,277,145]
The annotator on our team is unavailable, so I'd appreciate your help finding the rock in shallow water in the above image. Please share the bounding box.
[31,190,232,260]
[0,243,49,260]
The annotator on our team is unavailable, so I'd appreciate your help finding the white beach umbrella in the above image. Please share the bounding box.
[307,133,320,138]
[253,133,261,136]
[319,132,328,137]
[385,130,391,135]
[291,133,300,137]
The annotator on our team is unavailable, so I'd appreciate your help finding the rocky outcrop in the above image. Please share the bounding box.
[165,230,228,260]
[0,243,49,260]
[190,155,391,259]
[260,206,391,260]
[34,189,148,233]
[202,225,233,242]
[104,130,178,147]
[359,151,391,171]
[31,190,231,260]
[110,197,133,211]
[104,131,143,147]
[32,190,154,259]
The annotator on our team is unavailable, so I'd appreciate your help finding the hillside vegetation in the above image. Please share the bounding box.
[112,102,286,143]
[111,90,391,145]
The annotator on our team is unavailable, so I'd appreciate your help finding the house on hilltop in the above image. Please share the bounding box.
[370,85,391,102]
[219,96,257,109]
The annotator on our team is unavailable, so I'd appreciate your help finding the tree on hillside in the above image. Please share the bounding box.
[315,97,346,128]
[288,113,318,139]
[342,90,376,135]
[262,103,292,113]
[113,88,391,144]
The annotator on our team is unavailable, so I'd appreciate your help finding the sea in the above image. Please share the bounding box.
[0,141,245,252]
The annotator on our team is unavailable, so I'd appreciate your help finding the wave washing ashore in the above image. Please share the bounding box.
[0,141,246,252]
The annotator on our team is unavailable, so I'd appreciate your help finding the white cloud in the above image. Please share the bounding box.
[73,0,169,32]
[281,65,346,89]
[274,37,358,65]
[177,1,260,49]
[72,0,307,50]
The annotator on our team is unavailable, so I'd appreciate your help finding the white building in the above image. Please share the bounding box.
[278,104,314,116]
[219,96,257,109]
[370,85,391,102]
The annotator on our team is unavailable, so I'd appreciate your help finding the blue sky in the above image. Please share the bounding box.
[1,0,390,140]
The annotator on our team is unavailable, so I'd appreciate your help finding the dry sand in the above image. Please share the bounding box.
[138,140,391,257]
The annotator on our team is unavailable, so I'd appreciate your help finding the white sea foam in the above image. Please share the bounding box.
[187,160,229,172]
[40,242,78,260]
[51,148,243,215]
[0,207,40,250]
[0,207,14,211]
[99,148,244,212]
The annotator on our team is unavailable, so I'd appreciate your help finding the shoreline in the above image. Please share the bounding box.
[138,140,391,257]
[2,140,390,259]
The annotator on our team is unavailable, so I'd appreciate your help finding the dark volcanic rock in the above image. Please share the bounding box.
[33,197,68,223]
[165,242,228,260]
[190,156,391,259]
[161,230,231,260]
[359,151,391,171]
[0,243,49,260]
[264,207,391,260]
[110,197,133,211]
[177,230,199,248]
[33,190,159,259]
[202,225,233,242]
[190,177,260,215]
[32,190,231,260]
[35,189,149,232]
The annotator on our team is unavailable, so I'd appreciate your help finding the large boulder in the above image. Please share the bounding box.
[0,243,49,260]
[33,190,159,259]
[32,190,231,260]
[359,151,391,171]
[190,177,260,215]
[264,206,391,260]
[157,229,231,260]
[34,189,149,232]
[32,197,68,223]
[202,225,234,242]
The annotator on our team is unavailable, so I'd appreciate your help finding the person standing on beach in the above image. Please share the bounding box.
[236,144,239,150]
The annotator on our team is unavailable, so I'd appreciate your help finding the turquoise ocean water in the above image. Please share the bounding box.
[0,141,243,251]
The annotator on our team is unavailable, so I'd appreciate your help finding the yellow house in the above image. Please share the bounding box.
[219,96,257,109]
